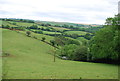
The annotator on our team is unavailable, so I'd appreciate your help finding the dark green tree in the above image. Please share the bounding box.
[26,31,31,36]
[89,14,120,62]
[84,33,92,40]
[73,46,88,61]
[50,40,55,46]
[41,37,46,41]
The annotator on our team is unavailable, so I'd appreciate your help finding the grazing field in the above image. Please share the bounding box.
[19,30,54,43]
[2,21,17,27]
[2,29,118,79]
[64,31,87,35]
[43,31,61,35]
[9,21,35,27]
[52,27,71,31]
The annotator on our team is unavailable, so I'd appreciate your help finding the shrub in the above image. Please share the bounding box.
[41,37,46,41]
[26,31,31,36]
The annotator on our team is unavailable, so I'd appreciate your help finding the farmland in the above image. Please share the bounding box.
[0,18,119,79]
[2,29,118,79]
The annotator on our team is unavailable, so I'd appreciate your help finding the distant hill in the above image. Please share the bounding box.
[0,18,103,28]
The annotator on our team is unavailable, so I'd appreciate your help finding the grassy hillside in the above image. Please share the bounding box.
[9,21,35,27]
[2,28,118,79]
[19,30,54,43]
[2,21,17,27]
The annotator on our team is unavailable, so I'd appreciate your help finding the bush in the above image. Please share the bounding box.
[73,46,88,61]
[57,44,88,61]
[26,31,31,36]
[50,40,55,46]
[41,37,46,41]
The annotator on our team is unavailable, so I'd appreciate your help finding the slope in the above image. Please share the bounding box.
[2,29,118,79]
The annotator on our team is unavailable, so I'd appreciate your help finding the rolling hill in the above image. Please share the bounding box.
[2,28,118,79]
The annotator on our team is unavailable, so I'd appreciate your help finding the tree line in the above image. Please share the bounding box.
[51,14,119,64]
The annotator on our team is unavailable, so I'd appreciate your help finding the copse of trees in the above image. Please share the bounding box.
[73,45,88,61]
[34,30,43,34]
[2,25,10,29]
[84,33,92,40]
[11,27,25,31]
[56,44,88,61]
[40,23,52,27]
[89,14,119,63]
[54,14,119,64]
[52,36,80,46]
[27,25,38,29]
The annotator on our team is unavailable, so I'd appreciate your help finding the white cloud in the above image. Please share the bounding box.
[0,0,119,24]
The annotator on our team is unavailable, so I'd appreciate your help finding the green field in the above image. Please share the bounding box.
[64,31,87,35]
[9,21,35,27]
[2,28,118,79]
[2,21,17,27]
[77,37,88,42]
[19,30,54,43]
[52,27,71,31]
[43,31,61,35]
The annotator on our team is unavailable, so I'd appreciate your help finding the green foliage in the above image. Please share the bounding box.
[2,25,10,29]
[41,37,46,41]
[12,22,16,25]
[57,44,78,60]
[54,36,80,46]
[29,25,38,29]
[57,44,88,61]
[2,28,118,79]
[50,40,55,46]
[84,33,92,40]
[26,31,31,36]
[34,30,43,34]
[1,18,34,23]
[89,14,119,62]
[73,46,88,61]
[76,37,88,45]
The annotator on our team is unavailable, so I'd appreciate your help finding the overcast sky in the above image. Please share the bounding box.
[0,0,119,24]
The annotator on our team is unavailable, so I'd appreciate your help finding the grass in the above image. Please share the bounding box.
[2,21,17,27]
[9,21,35,27]
[77,37,88,44]
[19,30,54,43]
[43,31,61,35]
[0,20,2,26]
[52,27,71,31]
[2,28,118,79]
[64,31,87,35]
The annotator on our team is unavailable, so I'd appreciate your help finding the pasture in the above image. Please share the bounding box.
[2,29,118,79]
[64,31,87,35]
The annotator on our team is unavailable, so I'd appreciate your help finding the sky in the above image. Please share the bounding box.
[0,0,119,24]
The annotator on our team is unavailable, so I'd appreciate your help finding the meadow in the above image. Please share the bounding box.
[64,31,87,35]
[2,29,118,79]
